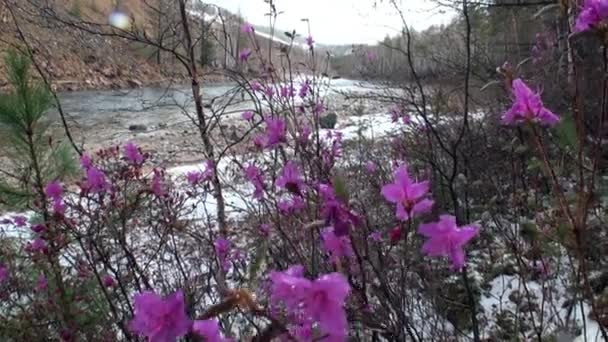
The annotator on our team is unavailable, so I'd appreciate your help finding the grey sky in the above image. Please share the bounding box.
[205,0,454,45]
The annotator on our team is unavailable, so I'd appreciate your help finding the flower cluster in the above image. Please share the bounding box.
[574,0,608,33]
[130,290,230,342]
[269,266,350,341]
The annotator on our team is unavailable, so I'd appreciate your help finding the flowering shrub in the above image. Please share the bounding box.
[1,1,608,341]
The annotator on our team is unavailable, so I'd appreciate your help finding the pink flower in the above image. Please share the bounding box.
[261,117,287,148]
[31,224,46,234]
[241,111,254,121]
[276,161,304,195]
[389,226,402,244]
[130,290,191,342]
[103,275,116,288]
[271,268,350,340]
[280,85,295,98]
[299,80,311,98]
[381,165,434,221]
[80,153,92,170]
[297,125,312,145]
[36,274,48,292]
[269,265,309,309]
[45,181,66,214]
[244,164,265,199]
[241,22,254,34]
[369,231,382,242]
[319,184,360,236]
[306,35,315,48]
[278,196,305,214]
[45,181,63,201]
[502,79,560,126]
[264,86,275,99]
[186,171,204,186]
[251,81,262,92]
[0,264,8,284]
[124,142,144,165]
[305,273,350,339]
[26,238,48,254]
[240,48,252,62]
[418,215,479,271]
[574,0,608,32]
[12,215,27,227]
[322,228,353,263]
[193,319,230,342]
[85,167,109,193]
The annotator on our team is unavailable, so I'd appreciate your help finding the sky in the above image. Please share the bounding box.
[204,0,455,45]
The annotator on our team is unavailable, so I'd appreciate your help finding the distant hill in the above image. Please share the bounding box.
[0,0,318,91]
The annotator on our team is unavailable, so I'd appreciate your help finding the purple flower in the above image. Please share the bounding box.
[241,111,254,121]
[574,0,608,32]
[264,86,275,99]
[262,117,287,148]
[193,319,230,342]
[276,161,305,195]
[186,171,203,186]
[389,226,402,244]
[270,268,350,340]
[0,264,8,284]
[45,181,63,201]
[36,274,48,292]
[297,125,312,145]
[306,35,315,48]
[240,48,252,62]
[31,224,46,234]
[322,228,353,263]
[269,265,310,309]
[251,81,262,92]
[12,215,27,227]
[418,215,479,271]
[502,79,560,126]
[103,275,116,288]
[85,167,109,193]
[124,142,144,165]
[319,184,360,236]
[381,165,434,221]
[80,153,92,170]
[130,290,191,342]
[299,80,311,98]
[369,231,382,242]
[45,181,66,214]
[26,238,48,254]
[244,164,265,199]
[241,22,254,34]
[280,85,295,98]
[278,196,305,214]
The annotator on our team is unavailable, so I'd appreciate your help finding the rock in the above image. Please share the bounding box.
[128,124,148,132]
[126,79,143,88]
[320,113,338,129]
